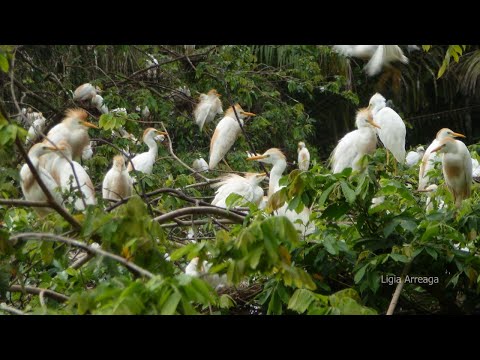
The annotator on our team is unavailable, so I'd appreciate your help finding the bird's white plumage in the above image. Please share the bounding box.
[211,173,265,209]
[192,158,209,173]
[73,83,98,101]
[81,142,93,161]
[331,108,378,173]
[91,94,109,114]
[102,155,133,201]
[418,128,465,190]
[185,257,228,290]
[194,89,223,131]
[369,93,406,164]
[48,141,96,211]
[471,158,480,177]
[209,104,254,170]
[405,146,425,168]
[26,116,46,144]
[20,143,63,216]
[127,128,164,174]
[297,142,310,171]
[424,184,445,212]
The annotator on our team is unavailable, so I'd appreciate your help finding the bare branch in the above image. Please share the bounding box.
[386,261,413,315]
[153,206,245,224]
[9,285,70,303]
[9,233,155,279]
[0,303,25,315]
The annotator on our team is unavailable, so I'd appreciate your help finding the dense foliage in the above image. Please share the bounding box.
[0,45,479,315]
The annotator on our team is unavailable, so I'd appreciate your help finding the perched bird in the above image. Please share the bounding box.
[405,146,425,168]
[368,93,406,173]
[211,172,266,209]
[430,137,472,208]
[209,104,255,170]
[43,108,98,163]
[91,94,109,114]
[102,155,133,201]
[19,143,63,216]
[127,128,167,174]
[185,257,228,291]
[46,140,97,211]
[247,148,315,236]
[330,108,380,173]
[25,115,46,144]
[192,158,209,173]
[333,45,409,76]
[418,128,465,190]
[194,89,223,131]
[73,83,100,102]
[297,142,310,171]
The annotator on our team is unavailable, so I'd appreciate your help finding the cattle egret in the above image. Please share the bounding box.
[102,155,133,201]
[194,89,223,131]
[127,128,167,174]
[297,142,310,171]
[211,172,266,209]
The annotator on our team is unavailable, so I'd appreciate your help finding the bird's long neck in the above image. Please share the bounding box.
[371,103,385,116]
[144,136,158,157]
[268,159,287,198]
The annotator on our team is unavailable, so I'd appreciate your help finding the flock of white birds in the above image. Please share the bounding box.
[17,45,480,288]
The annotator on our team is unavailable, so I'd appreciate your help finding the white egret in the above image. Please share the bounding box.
[20,143,63,216]
[73,83,100,102]
[424,184,445,212]
[102,155,133,201]
[91,94,109,114]
[418,128,465,190]
[25,115,46,144]
[126,128,167,174]
[330,108,380,174]
[247,148,315,236]
[193,89,223,131]
[46,140,97,211]
[209,104,255,170]
[471,158,480,178]
[405,146,425,168]
[430,137,472,208]
[368,93,406,173]
[297,142,310,171]
[333,45,409,76]
[185,257,228,291]
[43,108,98,162]
[192,158,209,173]
[211,172,266,209]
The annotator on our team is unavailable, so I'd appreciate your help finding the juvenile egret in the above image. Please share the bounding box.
[330,108,380,174]
[430,137,472,208]
[192,158,209,173]
[25,115,46,144]
[209,104,255,170]
[91,94,109,114]
[418,128,465,190]
[247,148,315,236]
[102,155,133,201]
[43,108,98,162]
[20,143,63,216]
[368,93,406,173]
[297,142,310,171]
[73,83,100,102]
[185,257,228,291]
[405,146,425,168]
[126,128,167,174]
[211,173,266,209]
[333,45,409,76]
[193,89,223,131]
[46,140,97,211]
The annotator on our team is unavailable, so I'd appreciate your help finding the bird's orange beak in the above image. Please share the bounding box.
[241,111,256,117]
[452,132,466,138]
[247,154,267,161]
[368,119,381,129]
[155,131,168,136]
[258,172,267,176]
[81,121,99,129]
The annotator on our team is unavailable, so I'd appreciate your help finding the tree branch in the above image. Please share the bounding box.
[9,285,69,303]
[0,303,25,315]
[153,206,245,224]
[9,233,155,279]
[386,261,413,315]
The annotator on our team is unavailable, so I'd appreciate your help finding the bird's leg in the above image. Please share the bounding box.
[394,159,397,176]
[385,149,390,170]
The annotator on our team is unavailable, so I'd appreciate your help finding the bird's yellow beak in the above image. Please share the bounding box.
[452,132,466,138]
[241,111,256,117]
[247,154,267,161]
[155,131,168,136]
[368,119,381,129]
[258,172,267,176]
[81,121,99,129]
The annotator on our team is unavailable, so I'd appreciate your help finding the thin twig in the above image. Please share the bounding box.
[153,206,245,224]
[9,285,70,303]
[10,233,155,279]
[386,261,413,315]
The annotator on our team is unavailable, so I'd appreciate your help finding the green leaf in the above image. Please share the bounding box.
[161,292,182,315]
[389,253,409,263]
[0,53,9,73]
[317,183,336,208]
[354,264,368,284]
[287,289,317,314]
[425,247,438,261]
[340,180,356,204]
